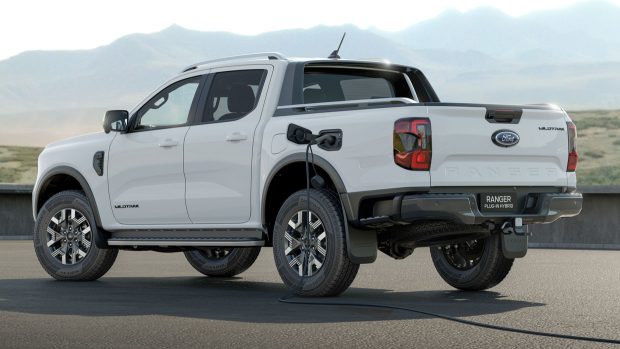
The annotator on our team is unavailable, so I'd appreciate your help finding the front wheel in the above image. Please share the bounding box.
[272,189,359,297]
[430,233,514,291]
[33,190,118,281]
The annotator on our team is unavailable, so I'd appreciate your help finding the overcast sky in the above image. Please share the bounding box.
[1,0,617,61]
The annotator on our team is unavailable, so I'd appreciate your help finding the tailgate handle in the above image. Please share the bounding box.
[485,108,522,124]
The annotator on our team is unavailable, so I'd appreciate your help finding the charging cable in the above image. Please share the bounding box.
[278,296,619,345]
[293,135,330,294]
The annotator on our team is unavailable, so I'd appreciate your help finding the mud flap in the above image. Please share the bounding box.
[501,228,528,259]
[345,224,377,264]
[93,226,111,249]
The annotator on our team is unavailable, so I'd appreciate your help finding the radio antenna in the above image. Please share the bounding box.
[328,32,346,59]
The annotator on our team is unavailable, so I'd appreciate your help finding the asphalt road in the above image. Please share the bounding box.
[0,241,618,349]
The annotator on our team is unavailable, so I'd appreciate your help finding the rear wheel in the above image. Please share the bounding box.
[272,189,359,297]
[33,190,118,281]
[430,233,513,291]
[184,247,261,277]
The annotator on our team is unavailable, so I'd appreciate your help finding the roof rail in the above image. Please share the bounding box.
[181,52,287,73]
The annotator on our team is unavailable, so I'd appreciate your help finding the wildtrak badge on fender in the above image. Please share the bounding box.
[539,126,565,131]
[32,52,582,297]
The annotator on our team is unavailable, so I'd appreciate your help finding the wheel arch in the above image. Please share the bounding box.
[262,153,347,242]
[34,166,103,228]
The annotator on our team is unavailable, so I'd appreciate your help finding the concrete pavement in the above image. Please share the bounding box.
[0,241,618,348]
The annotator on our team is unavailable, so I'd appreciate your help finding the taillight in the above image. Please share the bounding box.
[567,121,578,172]
[394,118,432,171]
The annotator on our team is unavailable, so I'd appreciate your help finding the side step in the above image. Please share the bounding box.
[107,238,264,247]
[106,228,264,247]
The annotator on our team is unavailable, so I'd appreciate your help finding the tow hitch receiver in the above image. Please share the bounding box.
[501,218,529,259]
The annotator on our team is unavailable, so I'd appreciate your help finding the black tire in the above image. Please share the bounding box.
[33,190,118,281]
[184,247,261,277]
[430,233,513,291]
[272,189,359,297]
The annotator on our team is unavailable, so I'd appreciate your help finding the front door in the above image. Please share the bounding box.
[184,66,272,223]
[108,75,204,225]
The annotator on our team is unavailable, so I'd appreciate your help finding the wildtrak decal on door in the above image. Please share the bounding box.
[114,204,139,209]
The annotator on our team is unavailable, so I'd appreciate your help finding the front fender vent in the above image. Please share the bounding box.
[93,151,105,176]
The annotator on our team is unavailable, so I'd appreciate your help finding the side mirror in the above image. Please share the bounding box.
[103,110,129,134]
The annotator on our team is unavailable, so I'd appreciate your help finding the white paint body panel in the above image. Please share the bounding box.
[108,127,191,224]
[33,132,117,226]
[428,107,570,187]
[261,105,431,195]
[184,65,273,223]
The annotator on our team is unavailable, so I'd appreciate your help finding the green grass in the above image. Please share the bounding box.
[583,150,604,159]
[572,116,620,130]
[0,145,43,184]
[569,109,620,185]
[578,166,620,186]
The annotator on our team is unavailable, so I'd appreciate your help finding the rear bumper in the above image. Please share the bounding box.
[342,189,582,226]
[399,192,582,225]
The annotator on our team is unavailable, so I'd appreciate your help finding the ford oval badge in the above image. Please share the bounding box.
[492,130,520,147]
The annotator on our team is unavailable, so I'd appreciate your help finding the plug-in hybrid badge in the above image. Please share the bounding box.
[492,130,520,147]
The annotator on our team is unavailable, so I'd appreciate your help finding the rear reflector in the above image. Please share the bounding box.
[394,118,432,171]
[567,121,578,172]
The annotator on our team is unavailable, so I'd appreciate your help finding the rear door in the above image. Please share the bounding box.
[184,66,272,223]
[427,104,569,187]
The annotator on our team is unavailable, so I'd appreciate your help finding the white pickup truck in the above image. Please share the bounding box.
[32,53,582,296]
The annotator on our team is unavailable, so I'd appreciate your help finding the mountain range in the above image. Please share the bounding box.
[1,0,619,146]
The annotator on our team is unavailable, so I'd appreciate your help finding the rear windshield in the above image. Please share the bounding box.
[303,67,414,104]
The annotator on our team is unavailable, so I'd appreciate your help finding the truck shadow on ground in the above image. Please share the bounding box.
[0,277,545,323]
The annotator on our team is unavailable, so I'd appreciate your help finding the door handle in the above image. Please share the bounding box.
[226,132,248,142]
[158,138,179,147]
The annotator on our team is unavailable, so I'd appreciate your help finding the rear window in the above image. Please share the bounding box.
[303,67,413,104]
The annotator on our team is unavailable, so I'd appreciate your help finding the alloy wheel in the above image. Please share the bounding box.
[46,208,92,265]
[283,210,327,277]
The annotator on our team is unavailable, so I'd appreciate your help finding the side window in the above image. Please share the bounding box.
[202,69,267,123]
[303,68,412,104]
[136,77,201,129]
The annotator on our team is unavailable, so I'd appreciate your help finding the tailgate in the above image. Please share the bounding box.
[428,104,569,187]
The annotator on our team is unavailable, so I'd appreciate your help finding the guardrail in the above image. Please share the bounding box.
[0,184,35,240]
[1,184,618,249]
[530,186,620,250]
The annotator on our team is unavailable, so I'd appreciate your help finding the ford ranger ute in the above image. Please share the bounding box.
[32,53,582,296]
